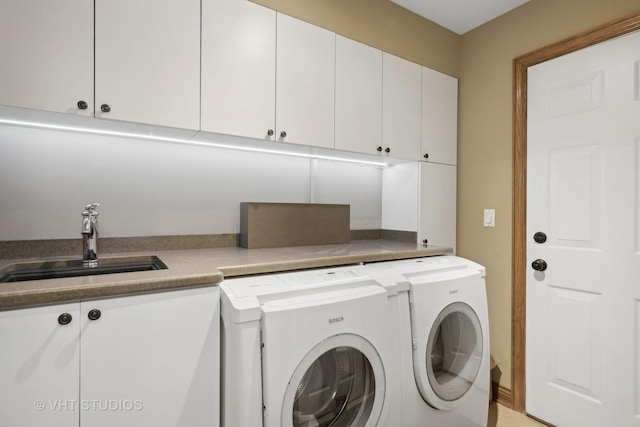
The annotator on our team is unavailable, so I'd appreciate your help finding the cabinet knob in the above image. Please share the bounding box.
[267,129,274,137]
[385,147,391,153]
[77,100,88,110]
[58,313,73,325]
[280,131,287,138]
[424,153,429,159]
[377,146,383,152]
[88,309,102,321]
[100,104,111,113]
[422,239,428,246]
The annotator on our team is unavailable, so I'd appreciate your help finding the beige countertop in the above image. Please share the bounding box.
[0,240,452,310]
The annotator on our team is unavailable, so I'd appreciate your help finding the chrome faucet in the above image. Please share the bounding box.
[82,203,100,267]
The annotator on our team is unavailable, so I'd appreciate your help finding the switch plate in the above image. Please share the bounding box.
[484,209,495,227]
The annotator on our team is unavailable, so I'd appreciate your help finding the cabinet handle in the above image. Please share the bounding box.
[100,104,111,113]
[88,309,102,321]
[58,313,73,325]
[424,153,429,159]
[377,146,383,152]
[280,131,287,138]
[267,129,274,137]
[77,100,88,110]
[385,147,391,153]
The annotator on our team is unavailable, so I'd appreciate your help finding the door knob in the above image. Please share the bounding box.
[280,131,287,138]
[77,100,88,110]
[531,259,547,271]
[385,147,391,153]
[100,104,111,113]
[533,232,547,243]
[267,129,274,136]
[377,146,383,152]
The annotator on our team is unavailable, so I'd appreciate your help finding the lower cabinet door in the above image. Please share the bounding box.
[0,303,81,427]
[419,162,457,252]
[80,287,220,427]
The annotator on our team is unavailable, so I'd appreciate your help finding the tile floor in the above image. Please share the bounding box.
[489,402,549,427]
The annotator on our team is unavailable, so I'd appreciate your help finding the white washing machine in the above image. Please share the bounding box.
[220,265,402,427]
[366,256,490,427]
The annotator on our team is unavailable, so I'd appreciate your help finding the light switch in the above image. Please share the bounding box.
[484,209,495,227]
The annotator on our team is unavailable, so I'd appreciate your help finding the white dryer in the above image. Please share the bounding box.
[220,265,402,427]
[366,256,490,427]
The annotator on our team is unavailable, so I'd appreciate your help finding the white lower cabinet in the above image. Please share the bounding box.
[381,162,457,250]
[0,302,81,426]
[0,286,219,427]
[419,162,457,252]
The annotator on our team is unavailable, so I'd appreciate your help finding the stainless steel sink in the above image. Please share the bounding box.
[0,256,168,283]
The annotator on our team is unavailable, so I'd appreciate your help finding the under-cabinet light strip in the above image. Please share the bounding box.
[0,118,389,168]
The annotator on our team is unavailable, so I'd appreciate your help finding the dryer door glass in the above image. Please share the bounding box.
[288,338,382,427]
[426,302,483,402]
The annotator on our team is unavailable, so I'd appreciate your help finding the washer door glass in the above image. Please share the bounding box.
[287,335,383,427]
[426,302,483,402]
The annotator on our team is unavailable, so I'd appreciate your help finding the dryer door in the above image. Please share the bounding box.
[282,334,385,427]
[419,302,484,409]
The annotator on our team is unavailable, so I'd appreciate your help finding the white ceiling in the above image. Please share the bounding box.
[390,0,530,35]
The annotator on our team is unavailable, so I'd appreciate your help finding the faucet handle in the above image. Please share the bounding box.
[85,203,100,211]
[82,203,101,218]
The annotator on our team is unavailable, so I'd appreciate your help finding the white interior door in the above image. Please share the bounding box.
[526,30,640,427]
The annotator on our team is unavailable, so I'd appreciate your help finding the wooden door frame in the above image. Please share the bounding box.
[511,11,640,413]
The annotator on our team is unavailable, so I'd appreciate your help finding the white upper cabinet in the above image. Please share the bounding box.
[0,0,93,116]
[382,53,422,161]
[201,0,276,139]
[276,13,335,148]
[94,0,200,130]
[335,35,383,155]
[422,67,458,165]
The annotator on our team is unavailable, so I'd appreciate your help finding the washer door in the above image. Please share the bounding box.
[282,334,385,427]
[418,302,483,409]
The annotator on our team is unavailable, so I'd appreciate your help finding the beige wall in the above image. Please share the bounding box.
[250,0,460,76]
[458,0,640,389]
[250,0,640,391]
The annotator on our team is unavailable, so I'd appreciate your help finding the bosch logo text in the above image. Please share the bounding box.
[329,316,344,324]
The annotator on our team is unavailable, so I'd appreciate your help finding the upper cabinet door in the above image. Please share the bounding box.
[0,0,93,116]
[276,14,335,148]
[422,67,458,165]
[95,0,200,130]
[382,53,422,161]
[335,35,383,155]
[201,0,276,140]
